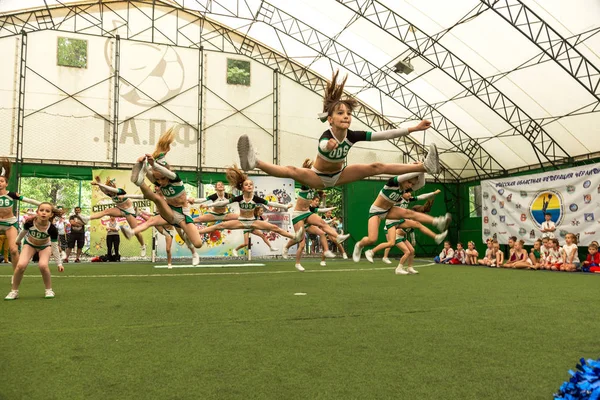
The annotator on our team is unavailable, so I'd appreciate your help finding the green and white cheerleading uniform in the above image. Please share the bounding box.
[368,172,425,219]
[206,192,232,220]
[395,227,414,245]
[155,174,193,225]
[292,186,317,225]
[0,192,41,231]
[17,219,62,265]
[96,183,136,216]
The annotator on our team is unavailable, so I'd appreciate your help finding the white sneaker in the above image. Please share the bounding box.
[324,250,336,258]
[320,261,326,267]
[395,266,409,275]
[382,257,392,264]
[336,233,350,244]
[270,247,279,252]
[282,247,289,260]
[121,226,134,239]
[365,249,374,263]
[61,251,67,259]
[232,249,238,257]
[140,245,147,257]
[295,263,305,272]
[292,227,304,244]
[407,267,419,274]
[131,159,146,186]
[167,264,173,269]
[237,134,257,171]
[44,289,55,299]
[434,213,452,232]
[352,242,363,262]
[434,230,448,244]
[424,143,440,175]
[4,290,18,300]
[342,252,348,260]
[192,252,200,266]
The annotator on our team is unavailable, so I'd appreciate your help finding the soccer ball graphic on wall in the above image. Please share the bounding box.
[106,40,185,106]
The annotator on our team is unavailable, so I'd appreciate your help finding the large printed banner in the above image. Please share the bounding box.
[155,176,296,259]
[481,163,600,245]
[90,169,154,256]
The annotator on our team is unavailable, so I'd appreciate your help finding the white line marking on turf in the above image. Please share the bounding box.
[0,262,432,279]
[153,263,266,269]
[294,293,307,296]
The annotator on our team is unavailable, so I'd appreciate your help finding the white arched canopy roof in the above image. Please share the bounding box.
[1,0,599,181]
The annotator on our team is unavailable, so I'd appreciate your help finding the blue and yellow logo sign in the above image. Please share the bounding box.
[529,191,564,227]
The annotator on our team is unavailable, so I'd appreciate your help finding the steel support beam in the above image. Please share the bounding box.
[337,0,571,168]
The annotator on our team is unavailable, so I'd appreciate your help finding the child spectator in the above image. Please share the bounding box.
[529,239,542,270]
[561,233,579,272]
[465,241,478,264]
[478,238,493,266]
[582,243,600,273]
[507,236,517,261]
[490,240,504,267]
[543,238,562,271]
[449,242,466,264]
[434,241,454,264]
[541,213,556,239]
[503,239,529,269]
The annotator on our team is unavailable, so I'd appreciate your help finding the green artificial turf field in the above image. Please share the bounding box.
[1,259,598,400]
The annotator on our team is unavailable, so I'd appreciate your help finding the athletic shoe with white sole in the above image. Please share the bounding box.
[131,159,147,186]
[232,249,238,257]
[382,257,392,264]
[434,213,452,232]
[140,245,147,257]
[167,264,173,270]
[237,134,257,171]
[44,289,55,299]
[395,266,409,275]
[324,250,336,258]
[342,253,348,260]
[4,290,18,300]
[282,247,289,260]
[335,233,350,244]
[352,242,363,262]
[434,230,448,244]
[270,247,279,252]
[320,261,326,267]
[407,267,419,274]
[365,249,374,263]
[192,252,200,266]
[423,143,440,175]
[295,264,305,272]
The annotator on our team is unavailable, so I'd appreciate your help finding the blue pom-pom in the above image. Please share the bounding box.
[554,358,600,399]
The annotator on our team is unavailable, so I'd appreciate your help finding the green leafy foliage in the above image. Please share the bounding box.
[19,177,91,214]
[57,37,87,68]
[227,59,251,86]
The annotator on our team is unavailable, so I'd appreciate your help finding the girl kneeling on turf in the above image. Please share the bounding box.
[5,202,64,300]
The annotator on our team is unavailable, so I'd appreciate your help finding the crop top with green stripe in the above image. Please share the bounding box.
[298,186,317,201]
[0,192,22,210]
[317,129,372,163]
[379,176,411,203]
[155,174,185,200]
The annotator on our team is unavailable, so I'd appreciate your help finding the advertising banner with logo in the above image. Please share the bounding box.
[154,176,296,259]
[90,169,154,257]
[481,163,600,245]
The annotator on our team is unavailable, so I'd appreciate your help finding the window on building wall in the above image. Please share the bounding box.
[226,59,251,86]
[469,185,482,218]
[57,37,88,68]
